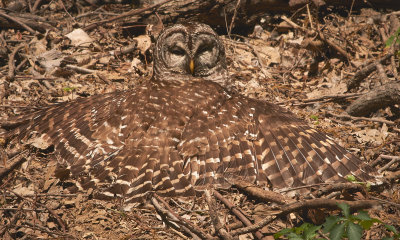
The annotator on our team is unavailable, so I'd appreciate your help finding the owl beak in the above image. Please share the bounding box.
[189,59,195,75]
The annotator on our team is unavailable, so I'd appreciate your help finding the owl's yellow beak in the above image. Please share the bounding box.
[189,59,195,75]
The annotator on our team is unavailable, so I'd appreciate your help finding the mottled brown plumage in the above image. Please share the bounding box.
[1,23,376,202]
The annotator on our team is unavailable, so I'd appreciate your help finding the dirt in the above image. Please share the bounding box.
[0,2,399,239]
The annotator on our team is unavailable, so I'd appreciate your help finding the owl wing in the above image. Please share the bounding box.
[2,93,124,162]
[178,94,376,193]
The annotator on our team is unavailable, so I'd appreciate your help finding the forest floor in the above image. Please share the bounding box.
[0,1,399,239]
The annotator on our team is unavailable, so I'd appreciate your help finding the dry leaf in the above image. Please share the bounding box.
[133,35,151,55]
[66,28,93,47]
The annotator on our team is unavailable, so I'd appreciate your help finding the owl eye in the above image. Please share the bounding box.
[170,47,186,56]
[196,44,213,55]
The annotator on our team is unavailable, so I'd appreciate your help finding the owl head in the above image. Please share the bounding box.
[153,22,229,87]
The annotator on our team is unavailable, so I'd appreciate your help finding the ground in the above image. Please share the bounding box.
[0,2,399,239]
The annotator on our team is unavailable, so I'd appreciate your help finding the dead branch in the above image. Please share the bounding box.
[152,194,216,240]
[233,180,288,205]
[213,190,264,239]
[205,190,234,240]
[0,201,24,237]
[378,155,400,173]
[7,189,67,233]
[279,199,378,215]
[151,196,202,240]
[346,82,400,117]
[281,15,351,60]
[0,150,28,182]
[83,0,174,31]
[6,43,25,81]
[0,10,36,34]
[21,221,75,238]
[346,54,393,91]
[325,112,396,125]
[315,183,366,197]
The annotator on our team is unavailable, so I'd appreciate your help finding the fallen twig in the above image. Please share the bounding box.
[205,190,234,240]
[22,221,75,238]
[378,155,400,173]
[233,179,288,205]
[0,201,24,237]
[230,199,378,236]
[6,44,25,81]
[316,182,366,197]
[7,189,67,233]
[325,112,395,125]
[0,150,28,182]
[214,190,264,239]
[83,0,175,31]
[346,53,393,91]
[152,194,215,240]
[151,196,201,240]
[0,10,36,34]
[281,15,351,60]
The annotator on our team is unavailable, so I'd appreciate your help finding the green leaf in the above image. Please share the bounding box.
[385,224,399,234]
[386,27,400,47]
[348,222,363,240]
[329,222,346,240]
[287,232,303,240]
[386,35,395,47]
[353,211,371,221]
[296,223,310,234]
[359,219,381,230]
[346,175,357,182]
[338,203,350,218]
[63,86,76,92]
[310,115,319,120]
[322,215,340,233]
[304,225,321,240]
[382,237,394,240]
[365,182,371,191]
[274,228,293,238]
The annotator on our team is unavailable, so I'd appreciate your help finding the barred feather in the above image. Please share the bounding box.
[0,22,378,203]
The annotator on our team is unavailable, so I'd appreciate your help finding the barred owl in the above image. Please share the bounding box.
[1,23,376,203]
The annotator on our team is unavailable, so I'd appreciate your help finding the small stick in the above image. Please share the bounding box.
[21,221,75,238]
[281,15,351,60]
[0,150,28,181]
[378,156,400,173]
[65,64,95,74]
[233,179,288,205]
[152,194,215,240]
[150,196,201,240]
[326,112,395,126]
[0,201,24,236]
[204,190,234,240]
[279,199,378,216]
[316,182,365,197]
[231,199,378,236]
[346,54,393,91]
[83,0,174,31]
[376,63,390,83]
[0,10,36,34]
[32,0,43,13]
[228,0,241,38]
[7,189,67,233]
[214,190,264,239]
[301,92,364,103]
[7,44,25,81]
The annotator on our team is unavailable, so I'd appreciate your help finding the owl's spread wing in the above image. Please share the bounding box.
[177,94,376,194]
[1,81,376,203]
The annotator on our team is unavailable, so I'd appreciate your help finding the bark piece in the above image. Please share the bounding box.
[346,82,400,116]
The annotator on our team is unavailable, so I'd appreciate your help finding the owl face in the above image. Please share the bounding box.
[153,23,228,85]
